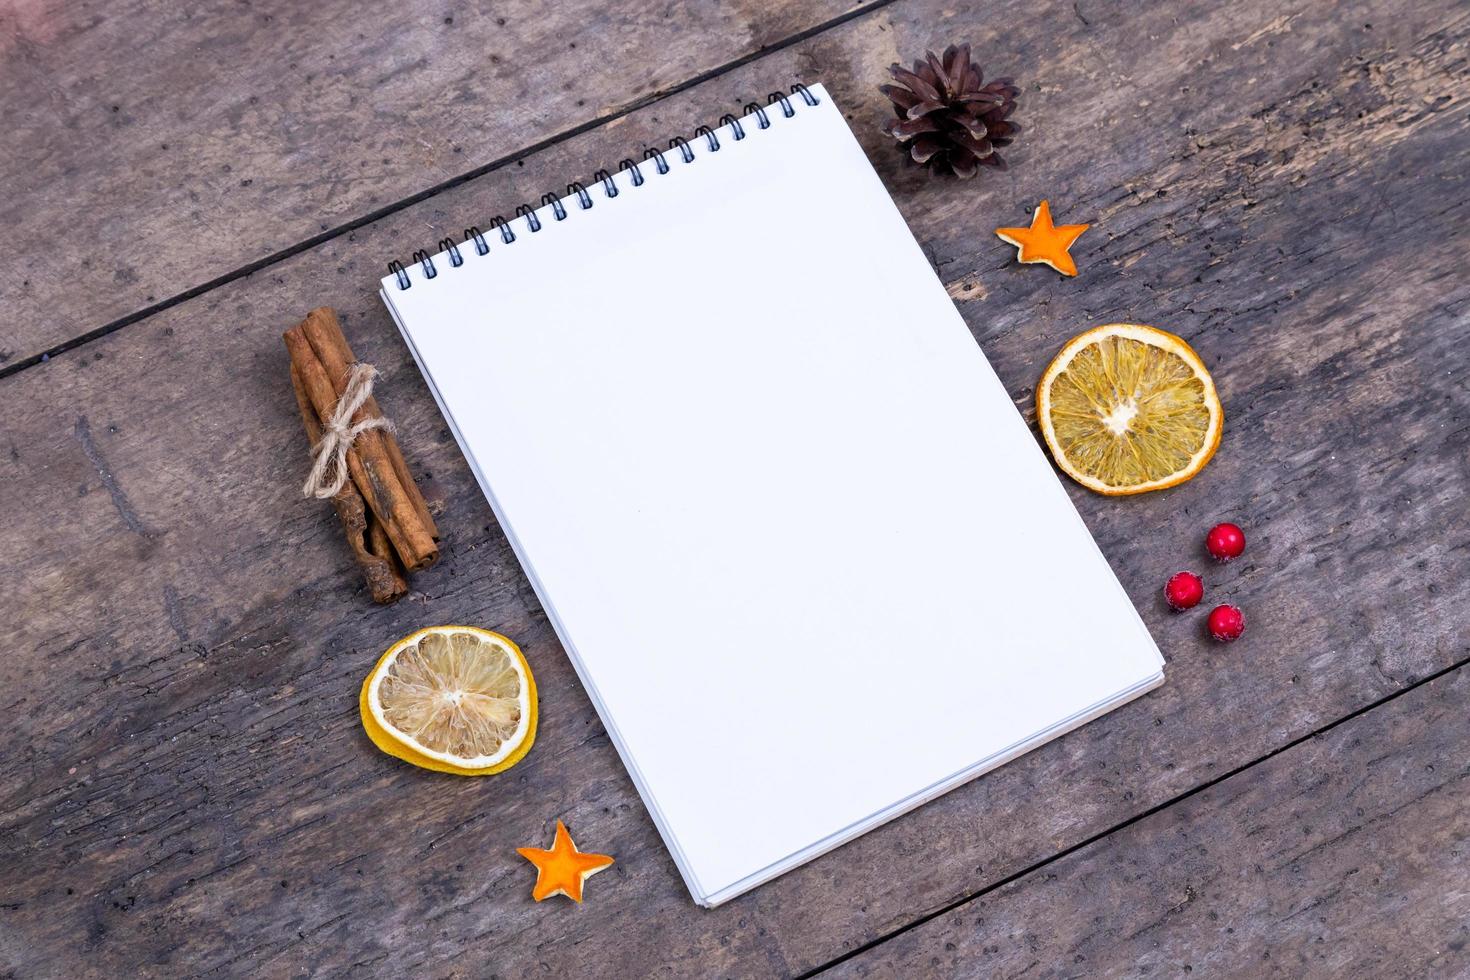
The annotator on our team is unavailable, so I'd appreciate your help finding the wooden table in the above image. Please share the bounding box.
[3,0,1467,975]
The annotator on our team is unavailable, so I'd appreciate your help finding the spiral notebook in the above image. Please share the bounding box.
[379,83,1164,907]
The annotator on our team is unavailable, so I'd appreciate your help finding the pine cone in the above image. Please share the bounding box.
[880,44,1020,178]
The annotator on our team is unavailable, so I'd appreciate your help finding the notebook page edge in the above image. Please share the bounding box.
[699,669,1165,907]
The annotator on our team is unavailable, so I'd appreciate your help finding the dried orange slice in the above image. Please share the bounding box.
[360,626,537,775]
[1037,323,1222,495]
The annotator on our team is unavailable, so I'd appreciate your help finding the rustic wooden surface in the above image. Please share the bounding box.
[830,665,1470,978]
[1,0,1467,976]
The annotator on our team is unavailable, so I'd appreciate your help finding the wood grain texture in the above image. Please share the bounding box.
[2,0,1467,975]
[827,665,1470,979]
[0,0,858,367]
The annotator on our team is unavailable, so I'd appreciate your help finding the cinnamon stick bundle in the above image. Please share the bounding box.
[285,307,439,592]
[298,308,440,545]
[291,366,408,603]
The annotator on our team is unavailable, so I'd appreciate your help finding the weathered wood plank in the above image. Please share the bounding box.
[827,665,1470,979]
[0,0,859,367]
[2,0,1467,975]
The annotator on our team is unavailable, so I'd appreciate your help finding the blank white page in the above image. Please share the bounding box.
[380,84,1163,906]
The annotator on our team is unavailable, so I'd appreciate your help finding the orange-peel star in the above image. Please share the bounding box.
[995,200,1090,276]
[516,820,615,903]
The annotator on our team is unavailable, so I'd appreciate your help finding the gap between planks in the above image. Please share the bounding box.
[0,0,902,384]
[798,651,1470,978]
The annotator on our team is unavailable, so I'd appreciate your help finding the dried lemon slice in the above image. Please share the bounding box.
[360,626,537,775]
[1037,323,1222,495]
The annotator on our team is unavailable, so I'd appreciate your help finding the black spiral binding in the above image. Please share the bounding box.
[438,237,463,268]
[386,84,821,289]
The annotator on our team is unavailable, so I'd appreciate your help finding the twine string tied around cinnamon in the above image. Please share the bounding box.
[302,362,395,499]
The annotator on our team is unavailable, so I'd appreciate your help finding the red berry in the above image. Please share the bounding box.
[1205,522,1246,562]
[1208,604,1245,642]
[1164,571,1204,611]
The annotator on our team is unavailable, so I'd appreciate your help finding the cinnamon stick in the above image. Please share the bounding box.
[292,365,407,603]
[297,307,439,544]
[283,326,439,571]
[365,515,402,592]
